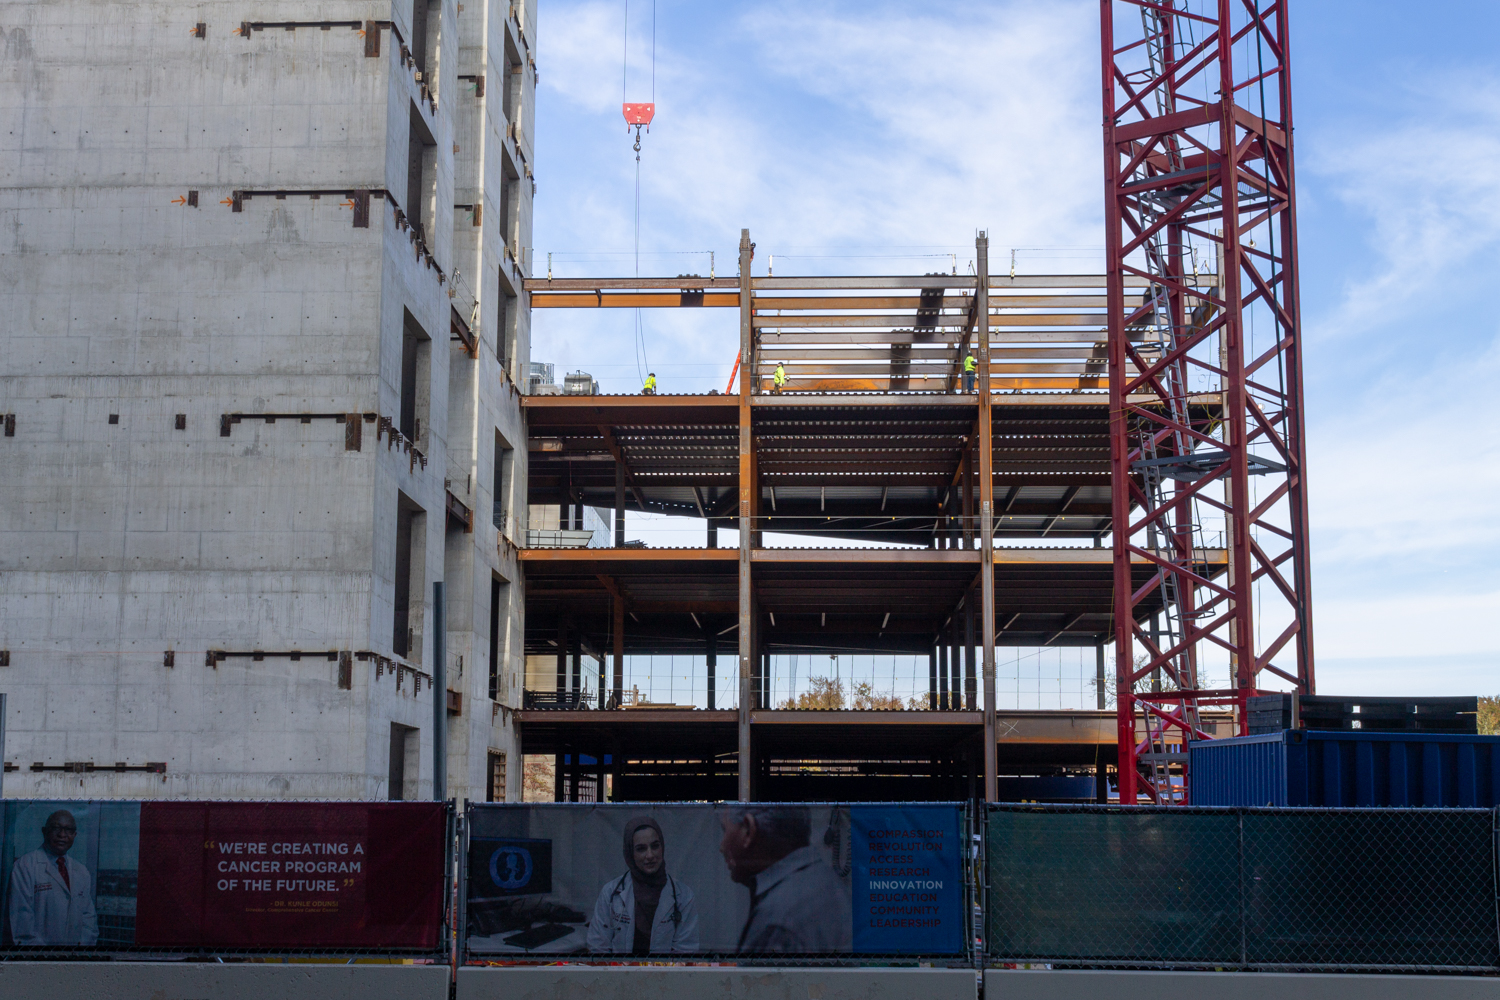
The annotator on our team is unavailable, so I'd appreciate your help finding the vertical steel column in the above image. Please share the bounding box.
[949,612,963,711]
[706,630,717,710]
[1096,644,1107,710]
[928,648,938,710]
[976,233,997,801]
[962,448,974,548]
[612,595,624,708]
[1215,6,1256,728]
[937,641,949,711]
[1101,0,1136,799]
[736,228,755,801]
[555,617,568,699]
[1101,0,1314,803]
[614,461,625,547]
[1280,29,1317,690]
[964,590,977,711]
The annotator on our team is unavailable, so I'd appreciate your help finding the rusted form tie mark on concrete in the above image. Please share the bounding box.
[205,649,355,690]
[357,651,433,695]
[376,416,429,471]
[219,412,375,453]
[22,761,166,774]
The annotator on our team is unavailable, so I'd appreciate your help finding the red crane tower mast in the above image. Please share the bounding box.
[1101,0,1314,803]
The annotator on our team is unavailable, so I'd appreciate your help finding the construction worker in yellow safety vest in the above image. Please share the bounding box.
[963,352,977,393]
[643,373,657,395]
[773,363,787,393]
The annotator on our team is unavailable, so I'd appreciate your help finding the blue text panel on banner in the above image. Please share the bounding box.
[851,805,964,955]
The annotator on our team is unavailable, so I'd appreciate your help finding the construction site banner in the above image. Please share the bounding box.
[465,802,966,957]
[1,801,448,950]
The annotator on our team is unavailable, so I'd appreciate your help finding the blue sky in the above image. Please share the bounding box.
[529,1,1500,699]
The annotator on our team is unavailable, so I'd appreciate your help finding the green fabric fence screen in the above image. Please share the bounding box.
[985,805,1500,972]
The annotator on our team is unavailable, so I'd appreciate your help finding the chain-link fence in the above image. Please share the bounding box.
[985,804,1500,972]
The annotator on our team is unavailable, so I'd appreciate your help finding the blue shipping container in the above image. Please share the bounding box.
[1189,729,1500,807]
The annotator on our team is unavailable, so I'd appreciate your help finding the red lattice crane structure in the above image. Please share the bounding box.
[1101,0,1314,803]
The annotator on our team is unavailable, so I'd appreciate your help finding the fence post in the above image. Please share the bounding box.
[450,805,464,982]
[1492,806,1500,970]
[1238,808,1248,969]
[972,803,985,972]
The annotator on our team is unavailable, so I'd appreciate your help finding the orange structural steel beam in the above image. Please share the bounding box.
[531,292,740,308]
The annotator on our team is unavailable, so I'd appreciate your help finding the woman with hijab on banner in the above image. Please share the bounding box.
[586,815,699,954]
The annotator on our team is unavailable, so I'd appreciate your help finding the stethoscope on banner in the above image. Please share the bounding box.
[608,873,684,929]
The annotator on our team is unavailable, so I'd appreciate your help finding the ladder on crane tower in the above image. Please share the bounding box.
[1126,1,1216,804]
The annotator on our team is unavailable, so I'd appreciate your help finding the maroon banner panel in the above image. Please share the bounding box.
[134,802,446,948]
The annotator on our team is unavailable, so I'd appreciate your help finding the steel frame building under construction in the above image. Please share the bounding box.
[0,0,1309,810]
[518,0,1311,806]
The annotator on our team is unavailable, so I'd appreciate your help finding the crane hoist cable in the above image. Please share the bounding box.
[622,0,656,381]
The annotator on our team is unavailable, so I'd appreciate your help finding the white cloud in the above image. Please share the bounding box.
[1301,70,1500,670]
[1315,654,1500,698]
[1307,76,1500,344]
[1311,334,1500,569]
[533,0,1104,392]
[535,1,628,111]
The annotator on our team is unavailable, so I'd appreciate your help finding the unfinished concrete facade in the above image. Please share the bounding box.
[0,0,536,801]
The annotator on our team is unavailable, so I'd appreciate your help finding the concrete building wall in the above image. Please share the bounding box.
[0,0,535,803]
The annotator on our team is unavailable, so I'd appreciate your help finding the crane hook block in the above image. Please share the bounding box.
[622,102,655,127]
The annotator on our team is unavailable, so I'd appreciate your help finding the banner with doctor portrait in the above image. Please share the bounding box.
[2,800,446,951]
[0,800,141,948]
[465,802,966,958]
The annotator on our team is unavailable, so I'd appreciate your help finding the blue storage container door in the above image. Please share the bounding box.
[1188,733,1287,806]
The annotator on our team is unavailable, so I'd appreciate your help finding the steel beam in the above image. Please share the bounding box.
[524,277,739,291]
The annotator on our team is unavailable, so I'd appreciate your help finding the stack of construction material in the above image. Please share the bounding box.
[562,370,599,395]
[1247,694,1478,734]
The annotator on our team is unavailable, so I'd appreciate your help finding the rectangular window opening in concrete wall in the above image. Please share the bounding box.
[400,310,432,444]
[409,0,441,86]
[503,59,520,130]
[498,172,512,255]
[487,751,507,802]
[488,575,507,700]
[407,104,437,243]
[493,429,514,532]
[500,291,519,372]
[388,722,419,800]
[393,494,427,662]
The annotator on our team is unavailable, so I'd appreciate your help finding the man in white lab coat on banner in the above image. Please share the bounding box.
[8,809,98,946]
